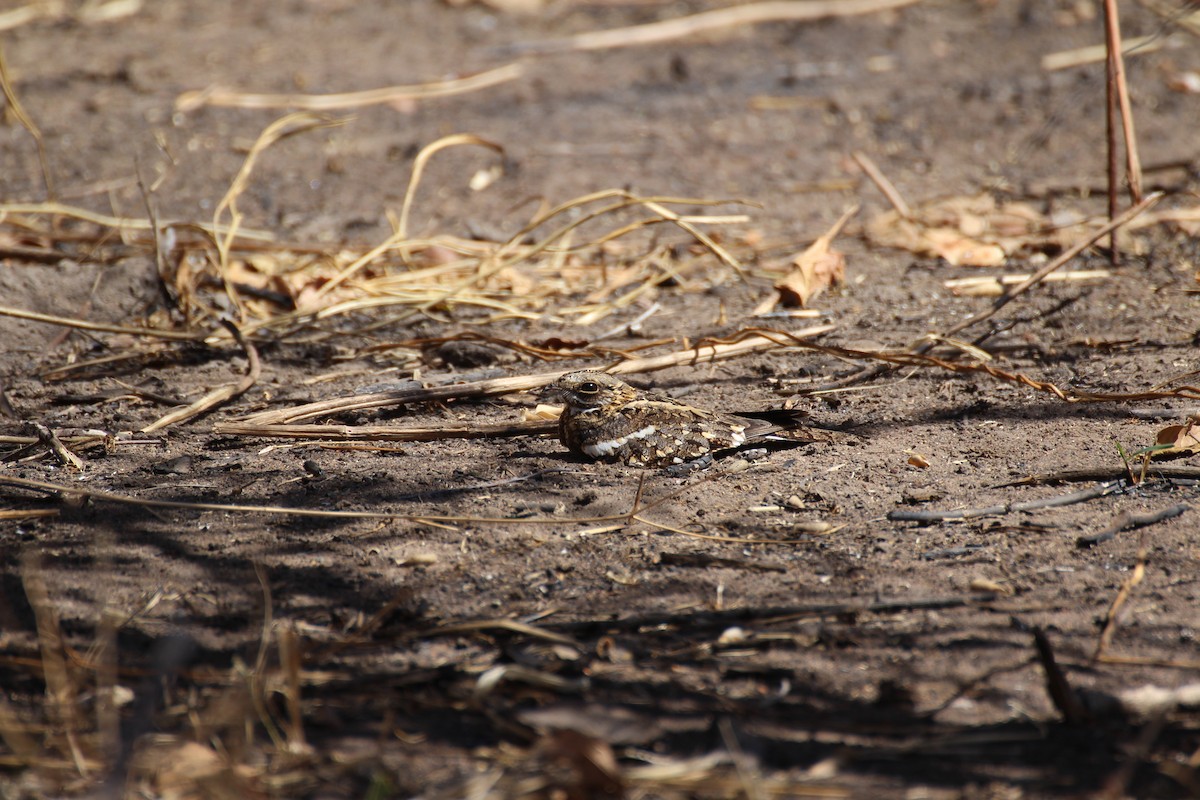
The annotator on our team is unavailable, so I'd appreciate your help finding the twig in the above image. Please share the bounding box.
[31,423,84,470]
[594,301,662,342]
[141,320,261,433]
[888,481,1124,522]
[1041,32,1174,71]
[175,63,524,112]
[1005,465,1200,485]
[234,323,835,425]
[1093,534,1149,660]
[940,193,1160,341]
[503,0,920,56]
[0,304,205,341]
[852,151,910,217]
[1105,0,1144,206]
[1032,627,1089,724]
[1076,502,1188,547]
[0,201,275,242]
[214,419,558,441]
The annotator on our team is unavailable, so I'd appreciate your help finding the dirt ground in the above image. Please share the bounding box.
[3,1,1200,797]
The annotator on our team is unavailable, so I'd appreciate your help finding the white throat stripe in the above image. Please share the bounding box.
[583,425,657,458]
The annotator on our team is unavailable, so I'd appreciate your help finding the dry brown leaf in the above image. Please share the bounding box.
[154,741,259,800]
[757,205,857,313]
[970,577,1014,595]
[1153,415,1200,458]
[775,242,846,307]
[865,193,1065,266]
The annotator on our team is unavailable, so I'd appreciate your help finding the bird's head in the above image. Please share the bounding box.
[539,371,636,411]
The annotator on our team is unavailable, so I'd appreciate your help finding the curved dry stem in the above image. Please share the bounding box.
[176,62,523,112]
[397,134,505,244]
[212,112,347,315]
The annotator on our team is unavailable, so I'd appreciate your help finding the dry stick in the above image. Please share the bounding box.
[0,201,275,242]
[31,423,84,470]
[1104,0,1121,262]
[504,0,920,55]
[1103,0,1144,264]
[277,625,307,753]
[174,63,524,113]
[887,480,1123,523]
[1140,0,1200,38]
[141,321,261,433]
[641,199,745,277]
[214,419,558,441]
[1032,627,1089,724]
[1007,465,1200,485]
[234,322,835,425]
[1092,535,1149,661]
[1041,33,1173,71]
[250,563,287,752]
[1076,502,1188,547]
[1105,0,1144,206]
[307,134,504,298]
[817,192,1162,391]
[852,151,910,217]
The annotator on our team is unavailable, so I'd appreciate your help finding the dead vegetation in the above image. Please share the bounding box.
[3,1,1200,798]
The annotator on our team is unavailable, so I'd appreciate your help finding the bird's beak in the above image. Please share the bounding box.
[536,382,564,402]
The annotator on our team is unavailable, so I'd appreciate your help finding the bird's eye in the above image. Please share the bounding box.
[577,381,600,393]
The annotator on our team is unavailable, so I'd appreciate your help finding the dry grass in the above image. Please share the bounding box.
[5,4,1200,798]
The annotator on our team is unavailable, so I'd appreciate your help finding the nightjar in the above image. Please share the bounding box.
[541,370,825,468]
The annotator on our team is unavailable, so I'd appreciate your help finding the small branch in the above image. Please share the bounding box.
[0,304,205,342]
[214,419,557,441]
[1033,627,1089,724]
[504,0,920,56]
[141,320,261,433]
[1076,503,1189,547]
[30,423,84,470]
[853,151,910,217]
[1005,466,1200,485]
[1105,0,1144,205]
[175,63,524,113]
[1093,535,1149,660]
[888,481,1123,523]
[235,323,835,426]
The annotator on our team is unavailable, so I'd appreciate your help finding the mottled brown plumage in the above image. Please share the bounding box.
[541,371,822,468]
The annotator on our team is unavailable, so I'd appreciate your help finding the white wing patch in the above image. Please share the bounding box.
[583,425,657,458]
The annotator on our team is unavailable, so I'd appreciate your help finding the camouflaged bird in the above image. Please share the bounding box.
[541,371,827,468]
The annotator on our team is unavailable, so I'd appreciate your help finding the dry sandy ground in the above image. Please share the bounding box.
[2,1,1200,797]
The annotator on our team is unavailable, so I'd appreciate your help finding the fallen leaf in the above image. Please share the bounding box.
[1153,415,1200,458]
[756,205,857,313]
[865,193,1067,266]
[969,577,1014,595]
